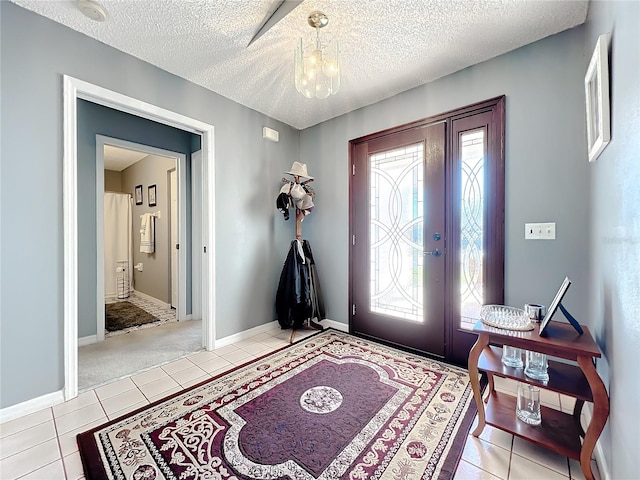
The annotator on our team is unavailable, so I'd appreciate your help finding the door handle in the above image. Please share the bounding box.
[423,249,441,257]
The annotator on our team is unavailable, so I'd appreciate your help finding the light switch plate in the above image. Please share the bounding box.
[525,222,556,240]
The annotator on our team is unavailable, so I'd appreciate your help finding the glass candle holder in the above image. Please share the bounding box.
[516,382,542,425]
[524,304,546,323]
[524,351,549,382]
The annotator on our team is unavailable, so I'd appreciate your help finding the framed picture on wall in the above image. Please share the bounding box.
[148,184,157,207]
[134,185,143,205]
[584,33,610,162]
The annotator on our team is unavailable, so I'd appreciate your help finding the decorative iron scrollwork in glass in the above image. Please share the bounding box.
[460,130,485,329]
[369,143,424,322]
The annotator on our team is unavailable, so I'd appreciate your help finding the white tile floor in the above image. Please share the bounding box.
[0,327,602,480]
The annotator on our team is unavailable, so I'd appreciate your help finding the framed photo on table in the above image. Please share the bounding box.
[539,277,571,336]
[134,185,143,205]
[584,34,610,162]
[148,184,157,207]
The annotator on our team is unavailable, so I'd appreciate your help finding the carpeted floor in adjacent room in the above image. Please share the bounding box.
[78,319,202,391]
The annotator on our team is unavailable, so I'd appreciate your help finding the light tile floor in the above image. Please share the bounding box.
[0,327,602,480]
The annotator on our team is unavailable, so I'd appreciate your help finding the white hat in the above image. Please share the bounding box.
[285,161,313,180]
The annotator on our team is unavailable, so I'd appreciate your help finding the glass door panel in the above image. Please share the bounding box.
[460,129,485,330]
[369,143,424,323]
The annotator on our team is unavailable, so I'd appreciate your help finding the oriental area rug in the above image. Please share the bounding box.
[105,301,158,332]
[78,330,477,480]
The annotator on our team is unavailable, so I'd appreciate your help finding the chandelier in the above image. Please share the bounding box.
[294,11,340,99]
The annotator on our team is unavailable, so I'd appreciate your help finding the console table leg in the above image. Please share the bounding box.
[577,355,610,480]
[484,373,495,404]
[468,334,489,437]
[573,399,585,437]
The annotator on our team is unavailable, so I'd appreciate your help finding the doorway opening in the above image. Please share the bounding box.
[349,96,505,365]
[77,139,197,390]
[63,75,216,400]
[96,138,186,341]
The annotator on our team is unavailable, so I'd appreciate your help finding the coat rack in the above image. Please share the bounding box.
[276,163,325,343]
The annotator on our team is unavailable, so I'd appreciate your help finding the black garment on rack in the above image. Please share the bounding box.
[305,241,325,324]
[276,240,325,329]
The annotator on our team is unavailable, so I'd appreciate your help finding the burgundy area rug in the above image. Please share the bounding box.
[78,330,478,480]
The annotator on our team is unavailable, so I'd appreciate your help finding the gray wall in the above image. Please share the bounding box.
[0,2,299,408]
[301,26,590,329]
[104,170,122,192]
[77,100,195,338]
[585,1,640,478]
[122,155,176,304]
[5,15,632,480]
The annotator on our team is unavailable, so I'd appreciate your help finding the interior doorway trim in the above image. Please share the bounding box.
[96,136,187,342]
[63,75,216,400]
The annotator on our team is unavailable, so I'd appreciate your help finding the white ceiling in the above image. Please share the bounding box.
[12,0,588,129]
[104,145,147,171]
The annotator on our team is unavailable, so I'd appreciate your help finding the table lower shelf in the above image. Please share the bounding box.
[484,391,583,460]
[479,346,593,401]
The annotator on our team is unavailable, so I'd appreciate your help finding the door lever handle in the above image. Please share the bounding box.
[423,249,441,257]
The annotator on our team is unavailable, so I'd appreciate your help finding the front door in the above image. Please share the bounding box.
[351,122,447,355]
[349,97,505,362]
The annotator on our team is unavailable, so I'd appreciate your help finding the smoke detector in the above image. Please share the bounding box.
[77,0,108,22]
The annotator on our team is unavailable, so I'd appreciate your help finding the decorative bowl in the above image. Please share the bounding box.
[480,305,534,331]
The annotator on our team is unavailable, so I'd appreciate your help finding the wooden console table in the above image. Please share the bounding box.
[468,321,609,480]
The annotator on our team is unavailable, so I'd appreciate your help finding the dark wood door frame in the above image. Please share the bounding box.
[349,96,505,365]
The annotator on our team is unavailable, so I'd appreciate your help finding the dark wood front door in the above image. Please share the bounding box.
[350,122,447,355]
[349,97,505,364]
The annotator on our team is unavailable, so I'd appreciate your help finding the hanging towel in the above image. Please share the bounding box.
[140,213,155,253]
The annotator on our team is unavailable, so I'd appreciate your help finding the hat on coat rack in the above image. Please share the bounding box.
[285,161,313,180]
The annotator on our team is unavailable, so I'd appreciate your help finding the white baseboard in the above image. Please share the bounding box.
[214,320,280,348]
[0,390,65,424]
[78,335,97,347]
[132,290,171,309]
[214,319,347,349]
[321,318,348,332]
[582,403,610,480]
[105,292,132,302]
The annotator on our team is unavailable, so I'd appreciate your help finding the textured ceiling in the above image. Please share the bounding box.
[104,145,147,171]
[12,0,588,129]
